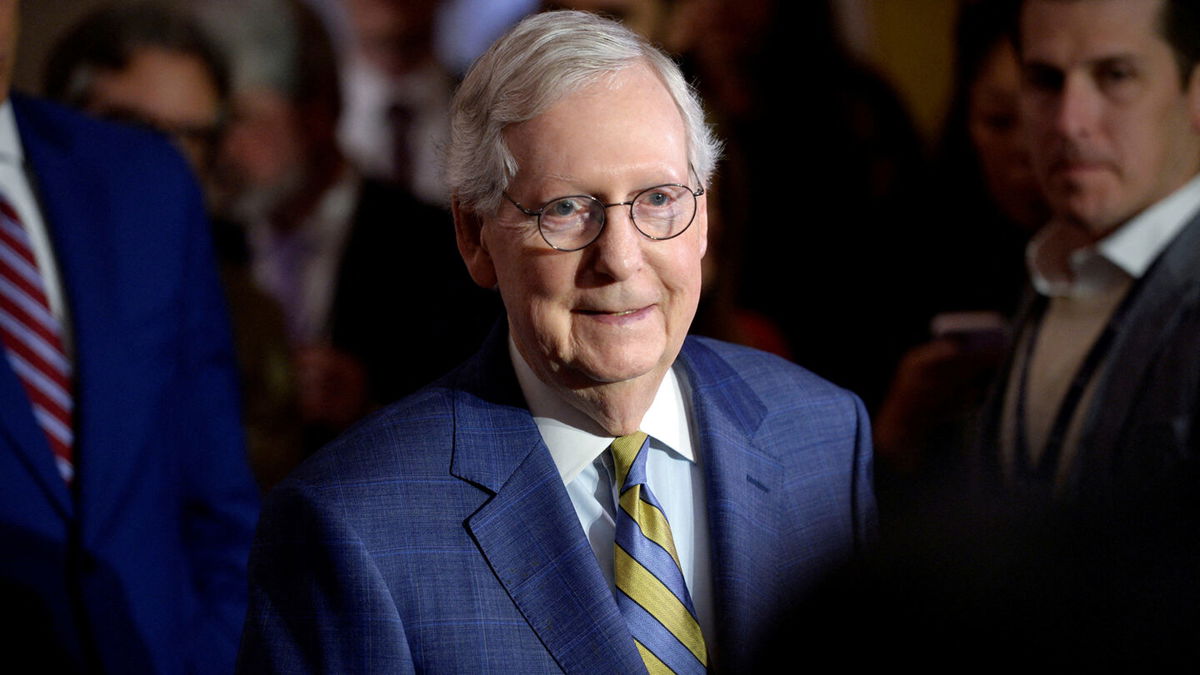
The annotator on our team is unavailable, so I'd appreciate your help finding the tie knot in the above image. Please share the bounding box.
[609,430,648,493]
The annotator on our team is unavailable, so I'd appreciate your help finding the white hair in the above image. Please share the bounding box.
[445,10,721,214]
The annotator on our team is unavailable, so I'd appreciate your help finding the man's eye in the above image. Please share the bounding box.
[643,191,671,207]
[1099,64,1136,84]
[982,112,1017,133]
[548,199,580,217]
[1023,65,1064,93]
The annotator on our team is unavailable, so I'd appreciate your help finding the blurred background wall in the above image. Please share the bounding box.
[15,0,957,145]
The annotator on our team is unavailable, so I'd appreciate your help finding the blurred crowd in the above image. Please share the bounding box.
[28,0,1028,496]
[10,0,1200,667]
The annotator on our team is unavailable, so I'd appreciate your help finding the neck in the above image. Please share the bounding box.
[271,151,346,233]
[564,377,663,437]
[1061,216,1108,247]
[508,333,673,437]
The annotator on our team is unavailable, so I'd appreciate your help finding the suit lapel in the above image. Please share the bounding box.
[976,286,1042,482]
[1,97,101,518]
[678,339,780,670]
[0,347,73,517]
[1068,211,1200,496]
[451,327,643,673]
[14,96,136,529]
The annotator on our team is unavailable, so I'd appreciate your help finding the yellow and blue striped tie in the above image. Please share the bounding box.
[611,431,707,674]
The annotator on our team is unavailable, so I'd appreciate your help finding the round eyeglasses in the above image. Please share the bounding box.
[502,174,705,252]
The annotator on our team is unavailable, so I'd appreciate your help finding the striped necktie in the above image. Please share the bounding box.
[611,431,707,674]
[0,196,74,482]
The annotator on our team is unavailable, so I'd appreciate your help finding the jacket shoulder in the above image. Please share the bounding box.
[285,385,462,492]
[684,336,860,406]
[13,94,192,178]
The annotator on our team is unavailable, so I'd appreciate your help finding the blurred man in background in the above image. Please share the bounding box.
[337,0,451,204]
[44,0,304,491]
[980,0,1200,508]
[0,1,258,671]
[212,0,497,450]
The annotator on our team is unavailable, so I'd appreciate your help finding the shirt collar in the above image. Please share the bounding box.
[250,166,360,248]
[1027,172,1200,298]
[306,167,360,244]
[508,336,695,485]
[0,101,23,167]
[1099,172,1200,277]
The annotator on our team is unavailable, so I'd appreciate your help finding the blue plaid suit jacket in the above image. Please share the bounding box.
[239,328,876,673]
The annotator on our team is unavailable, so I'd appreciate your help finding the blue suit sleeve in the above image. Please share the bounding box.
[849,394,879,550]
[171,171,261,674]
[238,482,416,674]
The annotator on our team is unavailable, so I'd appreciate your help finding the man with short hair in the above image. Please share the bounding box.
[44,1,306,491]
[211,0,497,449]
[979,0,1200,506]
[336,0,451,204]
[44,2,231,184]
[239,10,875,673]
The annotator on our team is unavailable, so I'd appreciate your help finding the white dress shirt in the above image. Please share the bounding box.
[246,168,359,343]
[1003,173,1200,482]
[0,101,71,355]
[508,338,715,643]
[337,57,451,206]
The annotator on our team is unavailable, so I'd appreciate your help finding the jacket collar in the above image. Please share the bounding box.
[449,324,778,671]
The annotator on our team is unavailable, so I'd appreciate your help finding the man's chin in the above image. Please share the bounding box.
[1052,196,1127,240]
[559,355,665,391]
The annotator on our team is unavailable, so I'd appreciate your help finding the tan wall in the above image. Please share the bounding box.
[837,0,958,144]
[17,0,961,144]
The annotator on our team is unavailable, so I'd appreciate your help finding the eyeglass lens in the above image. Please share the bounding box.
[539,184,696,250]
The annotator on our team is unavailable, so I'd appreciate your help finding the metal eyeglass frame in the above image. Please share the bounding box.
[501,166,706,252]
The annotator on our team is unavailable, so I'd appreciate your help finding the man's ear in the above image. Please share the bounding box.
[452,197,498,289]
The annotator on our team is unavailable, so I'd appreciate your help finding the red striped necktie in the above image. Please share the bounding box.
[0,197,74,482]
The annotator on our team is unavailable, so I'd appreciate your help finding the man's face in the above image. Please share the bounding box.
[464,64,707,397]
[212,88,307,217]
[1019,0,1200,237]
[0,1,18,103]
[85,47,222,177]
[344,0,437,75]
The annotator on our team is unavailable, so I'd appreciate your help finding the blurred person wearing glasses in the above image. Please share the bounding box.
[239,10,876,673]
[205,0,498,452]
[44,0,305,491]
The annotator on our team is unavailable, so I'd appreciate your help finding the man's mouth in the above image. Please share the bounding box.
[574,304,658,322]
[578,308,640,316]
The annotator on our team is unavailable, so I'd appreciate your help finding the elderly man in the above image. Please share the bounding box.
[239,11,875,673]
[978,0,1200,507]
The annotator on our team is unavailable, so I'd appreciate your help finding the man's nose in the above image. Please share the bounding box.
[1053,73,1100,140]
[589,207,645,281]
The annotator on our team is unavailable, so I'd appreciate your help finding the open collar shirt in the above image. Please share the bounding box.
[1005,173,1200,482]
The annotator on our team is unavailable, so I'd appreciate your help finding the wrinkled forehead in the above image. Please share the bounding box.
[1019,0,1168,61]
[501,65,688,183]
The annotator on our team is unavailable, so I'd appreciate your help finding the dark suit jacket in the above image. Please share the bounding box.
[329,179,501,407]
[0,95,259,674]
[978,208,1200,508]
[239,329,877,673]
